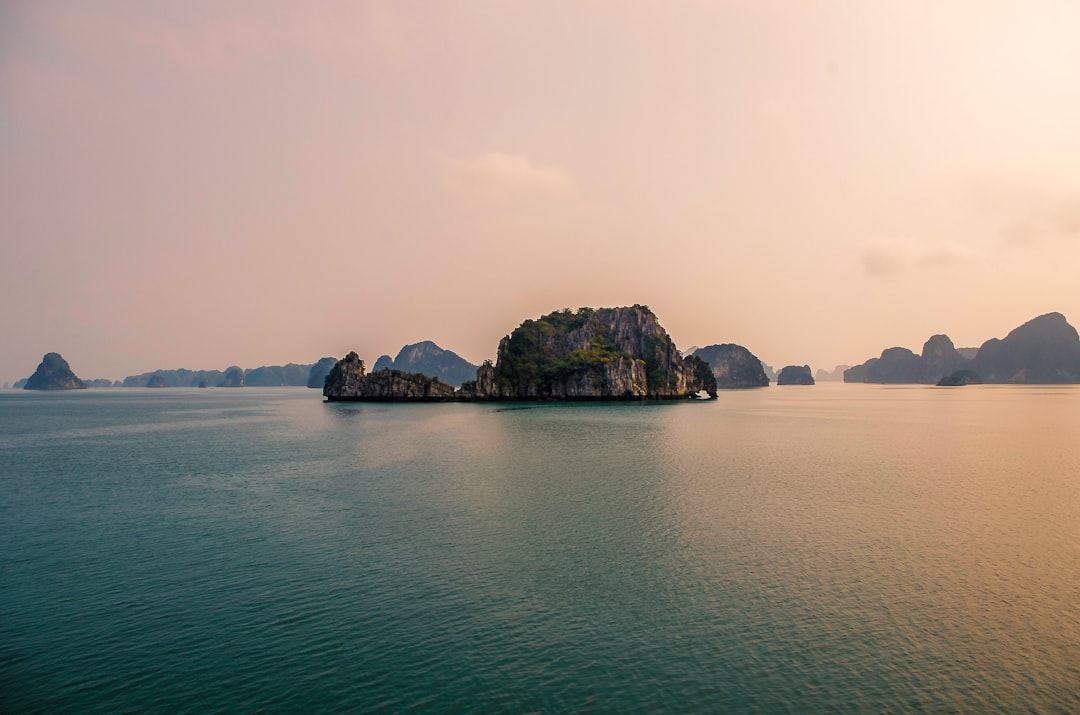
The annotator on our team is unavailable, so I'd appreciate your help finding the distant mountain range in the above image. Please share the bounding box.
[371,341,479,387]
[13,312,1080,392]
[11,358,338,390]
[120,361,336,388]
[845,312,1080,384]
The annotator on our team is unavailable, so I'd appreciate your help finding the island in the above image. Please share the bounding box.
[324,305,717,401]
[370,341,479,387]
[936,369,982,387]
[845,313,1080,384]
[23,353,86,390]
[777,365,815,385]
[219,366,245,387]
[307,357,338,388]
[688,343,770,388]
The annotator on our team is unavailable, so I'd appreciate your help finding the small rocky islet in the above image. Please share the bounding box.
[22,353,86,390]
[687,343,771,388]
[777,365,815,385]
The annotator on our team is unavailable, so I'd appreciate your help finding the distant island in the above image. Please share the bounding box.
[120,360,338,388]
[777,365,815,385]
[845,313,1080,384]
[371,341,479,387]
[325,305,717,401]
[815,365,850,382]
[937,369,983,387]
[14,311,1080,395]
[11,357,340,390]
[688,344,770,388]
[23,353,85,390]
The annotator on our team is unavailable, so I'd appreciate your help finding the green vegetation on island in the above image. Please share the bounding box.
[325,305,717,401]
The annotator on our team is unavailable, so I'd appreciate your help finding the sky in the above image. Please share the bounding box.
[3,0,1080,384]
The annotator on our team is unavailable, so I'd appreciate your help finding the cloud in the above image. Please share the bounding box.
[862,245,905,276]
[862,240,981,276]
[967,176,1080,247]
[446,152,577,203]
[997,198,1080,246]
[914,241,982,267]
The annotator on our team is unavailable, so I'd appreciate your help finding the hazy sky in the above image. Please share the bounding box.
[4,1,1080,383]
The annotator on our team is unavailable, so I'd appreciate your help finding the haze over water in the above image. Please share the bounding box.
[2,385,1077,712]
[5,2,1080,382]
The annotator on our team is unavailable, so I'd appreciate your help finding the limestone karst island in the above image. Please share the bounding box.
[22,353,86,390]
[324,305,718,402]
[14,309,1080,395]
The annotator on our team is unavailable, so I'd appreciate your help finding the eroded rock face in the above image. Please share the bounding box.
[323,352,456,401]
[970,312,1080,383]
[690,344,770,388]
[328,306,717,403]
[777,365,815,385]
[386,341,478,387]
[845,313,1080,384]
[219,366,245,387]
[307,357,338,389]
[918,335,969,383]
[845,347,920,383]
[326,306,717,401]
[323,352,367,398]
[463,306,717,400]
[24,353,86,390]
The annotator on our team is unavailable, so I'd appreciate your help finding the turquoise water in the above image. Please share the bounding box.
[1,385,1078,713]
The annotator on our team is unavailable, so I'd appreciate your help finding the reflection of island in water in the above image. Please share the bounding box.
[324,305,717,402]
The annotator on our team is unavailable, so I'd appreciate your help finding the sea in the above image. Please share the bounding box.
[1,384,1078,713]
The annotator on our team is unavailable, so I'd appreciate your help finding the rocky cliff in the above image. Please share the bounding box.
[24,353,86,390]
[323,352,457,401]
[845,334,969,384]
[918,335,969,383]
[307,357,338,388]
[969,312,1080,383]
[777,365,815,385]
[846,314,1080,384]
[325,305,717,401]
[244,363,311,387]
[689,344,770,388]
[461,306,716,400]
[219,366,245,387]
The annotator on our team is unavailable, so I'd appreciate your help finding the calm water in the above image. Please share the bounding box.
[1,385,1078,713]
